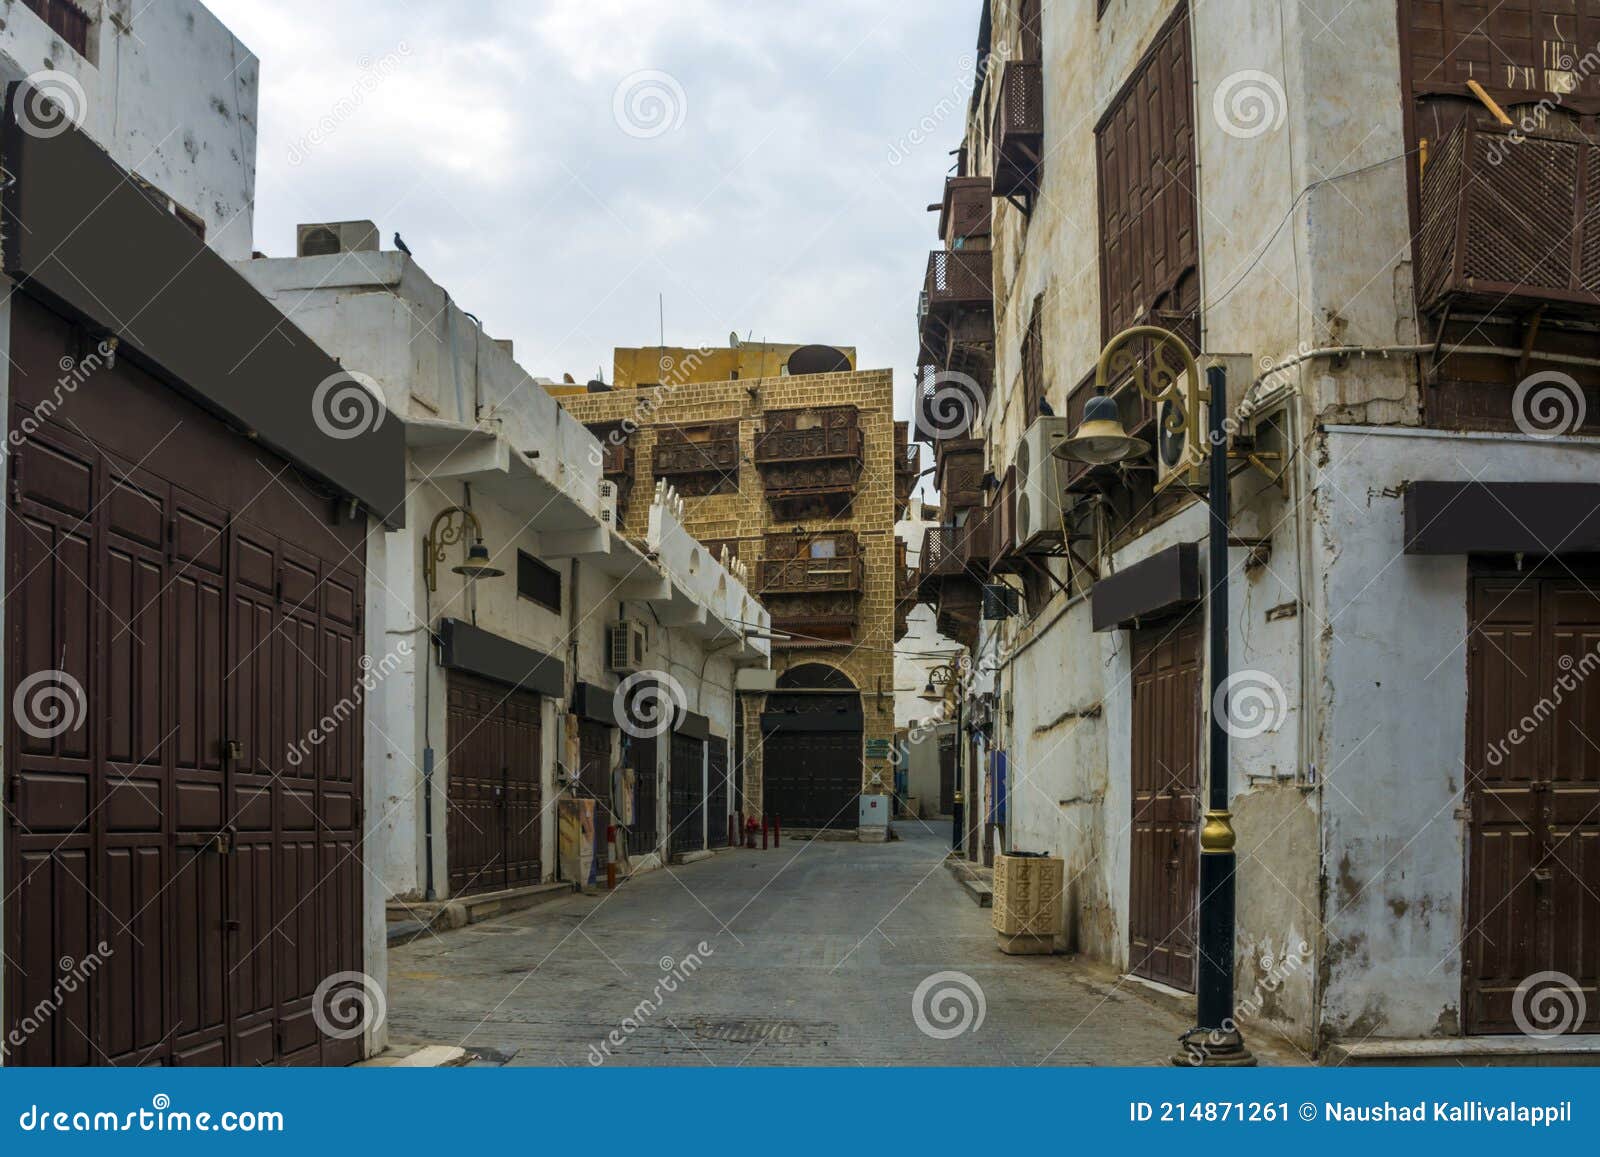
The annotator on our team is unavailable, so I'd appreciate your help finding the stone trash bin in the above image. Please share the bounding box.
[992,852,1064,955]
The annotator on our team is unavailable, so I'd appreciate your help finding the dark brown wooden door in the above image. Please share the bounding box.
[578,720,613,877]
[4,293,367,1067]
[707,736,730,847]
[626,731,658,856]
[1129,612,1202,992]
[1465,569,1600,1034]
[669,733,704,856]
[763,727,862,830]
[938,735,957,815]
[446,674,542,895]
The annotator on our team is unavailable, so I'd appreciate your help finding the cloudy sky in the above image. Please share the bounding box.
[206,0,978,420]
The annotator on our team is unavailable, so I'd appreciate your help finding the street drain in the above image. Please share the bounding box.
[683,1018,810,1045]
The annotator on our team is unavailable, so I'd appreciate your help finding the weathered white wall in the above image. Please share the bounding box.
[1314,426,1600,1038]
[239,251,604,519]
[0,0,259,259]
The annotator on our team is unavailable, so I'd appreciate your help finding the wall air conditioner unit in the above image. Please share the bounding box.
[608,619,648,674]
[1013,415,1070,552]
[1155,353,1252,494]
[295,220,380,257]
[597,480,620,527]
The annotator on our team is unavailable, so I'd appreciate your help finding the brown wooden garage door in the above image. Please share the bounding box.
[1465,565,1600,1034]
[445,673,542,895]
[4,295,368,1066]
[1128,611,1202,993]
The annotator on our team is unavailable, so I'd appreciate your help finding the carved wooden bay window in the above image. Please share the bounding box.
[937,176,993,249]
[651,420,740,496]
[753,405,864,518]
[934,438,986,510]
[893,420,920,516]
[757,530,864,641]
[1402,2,1600,430]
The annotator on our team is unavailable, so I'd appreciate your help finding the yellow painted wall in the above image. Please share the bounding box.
[557,367,895,821]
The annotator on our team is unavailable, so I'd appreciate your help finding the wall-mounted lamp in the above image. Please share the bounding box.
[922,661,960,700]
[424,506,506,592]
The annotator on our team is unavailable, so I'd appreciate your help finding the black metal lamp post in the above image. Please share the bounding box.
[1053,327,1253,1067]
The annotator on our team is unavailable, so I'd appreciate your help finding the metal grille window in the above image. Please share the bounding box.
[517,549,562,612]
[1094,4,1198,341]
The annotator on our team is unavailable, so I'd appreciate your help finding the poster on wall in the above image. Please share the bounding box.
[558,798,597,886]
[616,764,635,826]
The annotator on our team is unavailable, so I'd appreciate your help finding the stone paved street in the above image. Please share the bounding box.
[388,823,1301,1066]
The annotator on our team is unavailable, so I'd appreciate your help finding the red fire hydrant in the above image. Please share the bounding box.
[745,816,760,849]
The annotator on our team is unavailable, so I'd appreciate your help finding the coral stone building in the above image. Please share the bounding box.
[554,345,917,833]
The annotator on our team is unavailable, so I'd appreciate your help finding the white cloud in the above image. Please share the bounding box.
[202,0,978,419]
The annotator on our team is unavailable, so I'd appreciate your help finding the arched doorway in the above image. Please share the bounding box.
[760,663,863,829]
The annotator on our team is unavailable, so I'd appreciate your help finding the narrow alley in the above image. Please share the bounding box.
[386,826,1295,1066]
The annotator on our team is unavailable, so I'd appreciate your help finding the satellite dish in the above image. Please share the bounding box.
[786,344,851,376]
[729,331,741,348]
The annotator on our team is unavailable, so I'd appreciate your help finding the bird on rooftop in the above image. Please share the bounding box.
[393,232,412,256]
[1038,396,1055,417]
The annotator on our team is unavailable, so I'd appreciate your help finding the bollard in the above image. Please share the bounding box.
[605,824,617,890]
[773,814,781,849]
[762,816,769,850]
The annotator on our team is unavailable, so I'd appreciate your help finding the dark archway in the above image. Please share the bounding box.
[760,664,863,828]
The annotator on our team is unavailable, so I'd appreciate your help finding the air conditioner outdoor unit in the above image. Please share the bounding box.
[295,219,380,257]
[597,480,620,526]
[1155,353,1252,493]
[608,619,648,674]
[1013,416,1069,552]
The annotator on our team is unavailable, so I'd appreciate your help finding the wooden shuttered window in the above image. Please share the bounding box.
[1095,4,1199,344]
[1021,292,1045,421]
